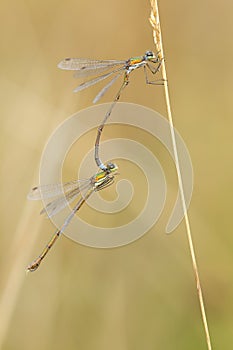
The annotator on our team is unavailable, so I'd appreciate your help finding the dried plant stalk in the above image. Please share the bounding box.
[149,1,213,350]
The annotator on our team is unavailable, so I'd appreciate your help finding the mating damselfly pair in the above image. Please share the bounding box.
[27,51,163,272]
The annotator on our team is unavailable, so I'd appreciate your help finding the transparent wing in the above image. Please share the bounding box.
[40,180,92,218]
[73,67,124,93]
[93,71,124,103]
[73,66,116,79]
[28,179,89,200]
[58,58,125,72]
[60,187,95,234]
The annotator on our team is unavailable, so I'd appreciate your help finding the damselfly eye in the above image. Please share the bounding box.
[106,162,118,172]
[145,51,154,58]
[107,163,114,169]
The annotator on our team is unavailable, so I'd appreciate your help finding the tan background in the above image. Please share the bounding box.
[0,0,232,349]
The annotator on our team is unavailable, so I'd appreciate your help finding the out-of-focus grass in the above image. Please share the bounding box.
[0,0,233,349]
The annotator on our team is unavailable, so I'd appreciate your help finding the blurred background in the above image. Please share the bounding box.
[0,0,232,349]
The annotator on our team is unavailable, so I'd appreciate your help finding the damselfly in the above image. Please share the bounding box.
[58,51,164,171]
[27,163,118,272]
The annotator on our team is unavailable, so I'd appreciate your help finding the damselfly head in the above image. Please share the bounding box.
[144,50,159,62]
[106,162,118,173]
[145,50,154,57]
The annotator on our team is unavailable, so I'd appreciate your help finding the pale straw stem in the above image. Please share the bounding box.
[149,1,212,349]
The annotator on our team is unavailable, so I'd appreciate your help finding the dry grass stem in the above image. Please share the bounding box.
[149,1,213,349]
